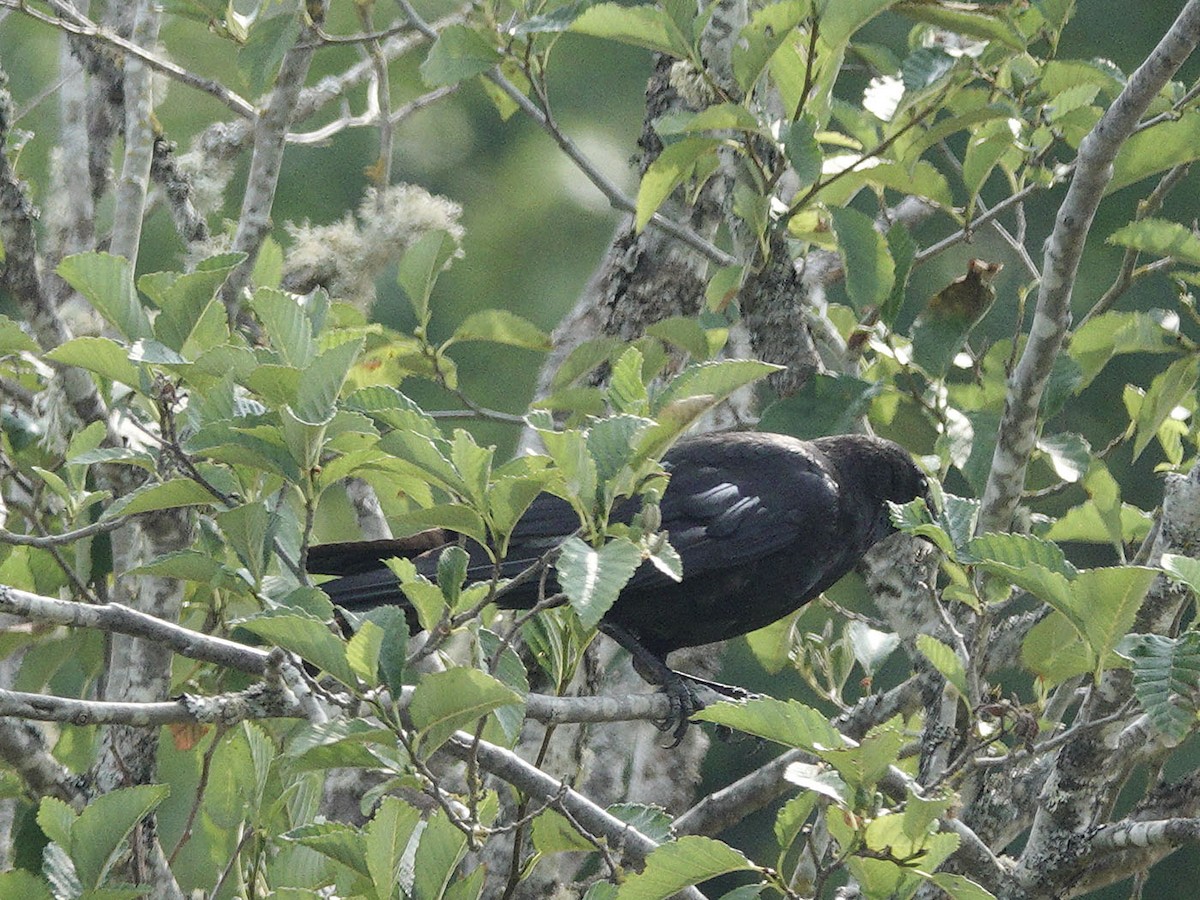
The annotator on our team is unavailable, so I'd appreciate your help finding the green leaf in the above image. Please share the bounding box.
[285,822,369,877]
[362,606,409,695]
[365,796,422,900]
[615,836,755,900]
[145,256,241,352]
[962,119,1016,197]
[965,532,1076,578]
[818,0,899,50]
[570,3,691,57]
[1075,566,1158,666]
[409,667,523,757]
[37,796,76,847]
[57,252,151,341]
[1022,610,1094,684]
[916,634,969,697]
[450,309,551,350]
[635,137,721,232]
[1162,553,1200,598]
[0,872,52,900]
[294,337,363,425]
[1110,111,1200,195]
[831,207,894,310]
[1118,632,1200,740]
[609,346,650,415]
[72,784,169,889]
[588,414,655,493]
[732,0,809,93]
[0,314,39,354]
[820,717,906,789]
[758,373,882,439]
[101,477,215,521]
[419,24,502,87]
[657,104,764,137]
[893,1,1025,49]
[45,337,141,387]
[1131,354,1200,460]
[401,504,489,550]
[412,804,483,900]
[252,287,313,367]
[347,620,385,683]
[397,230,459,324]
[651,359,783,414]
[645,317,717,360]
[557,536,643,629]
[1107,218,1200,267]
[692,697,845,749]
[240,613,357,688]
[881,222,916,327]
[216,501,275,583]
[929,872,998,900]
[783,114,822,188]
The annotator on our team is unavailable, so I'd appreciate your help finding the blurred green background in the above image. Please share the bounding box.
[3,2,1200,894]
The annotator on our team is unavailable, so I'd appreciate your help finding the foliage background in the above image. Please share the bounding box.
[4,0,1200,897]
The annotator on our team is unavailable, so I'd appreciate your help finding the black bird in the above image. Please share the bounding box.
[308,431,929,736]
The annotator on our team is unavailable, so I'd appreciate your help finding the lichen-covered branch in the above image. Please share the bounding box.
[218,3,327,320]
[979,0,1200,532]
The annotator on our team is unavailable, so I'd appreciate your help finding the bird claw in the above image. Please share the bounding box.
[654,672,705,748]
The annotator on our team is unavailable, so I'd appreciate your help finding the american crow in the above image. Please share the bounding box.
[309,431,929,736]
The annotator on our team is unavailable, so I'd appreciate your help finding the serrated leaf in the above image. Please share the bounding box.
[1075,566,1157,666]
[692,697,844,749]
[847,621,900,675]
[831,207,894,310]
[45,337,141,387]
[37,796,76,848]
[57,252,151,341]
[893,1,1024,48]
[615,836,754,900]
[73,784,169,889]
[239,613,356,687]
[732,0,808,93]
[758,373,882,439]
[365,796,423,900]
[635,137,721,232]
[916,634,969,697]
[1022,610,1095,684]
[1108,218,1200,267]
[1118,632,1200,740]
[409,667,523,757]
[101,477,215,520]
[1131,355,1200,460]
[609,346,650,414]
[420,24,501,87]
[450,309,551,350]
[285,822,370,877]
[397,230,459,324]
[0,315,39,354]
[252,287,313,367]
[588,414,655,491]
[216,501,273,582]
[293,337,363,425]
[0,872,52,900]
[570,3,691,56]
[347,620,385,683]
[1110,110,1200,195]
[556,536,643,629]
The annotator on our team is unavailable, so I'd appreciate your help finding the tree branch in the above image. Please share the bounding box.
[979,0,1200,532]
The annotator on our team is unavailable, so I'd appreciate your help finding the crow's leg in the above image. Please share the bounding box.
[599,622,701,746]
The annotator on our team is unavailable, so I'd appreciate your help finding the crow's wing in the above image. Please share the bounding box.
[622,433,840,590]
